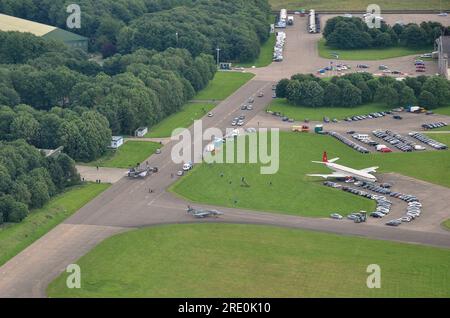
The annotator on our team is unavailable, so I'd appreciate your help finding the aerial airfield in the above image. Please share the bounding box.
[0,5,449,299]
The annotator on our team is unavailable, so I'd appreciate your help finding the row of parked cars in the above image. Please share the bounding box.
[421,122,448,130]
[342,186,392,218]
[372,130,417,152]
[354,181,422,225]
[273,31,286,62]
[328,131,370,154]
[326,180,423,227]
[344,111,389,122]
[415,59,426,73]
[324,181,390,223]
[352,133,379,147]
[408,132,448,150]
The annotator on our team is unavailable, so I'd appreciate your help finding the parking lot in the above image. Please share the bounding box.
[249,13,450,81]
[324,173,450,233]
[248,108,450,134]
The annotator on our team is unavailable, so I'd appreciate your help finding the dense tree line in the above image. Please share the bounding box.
[0,139,80,224]
[0,105,111,162]
[0,0,271,60]
[276,73,450,109]
[324,16,449,49]
[0,44,216,136]
[121,0,271,62]
[0,0,194,56]
[0,0,269,226]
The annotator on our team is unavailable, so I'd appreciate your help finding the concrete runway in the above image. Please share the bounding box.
[1,14,450,298]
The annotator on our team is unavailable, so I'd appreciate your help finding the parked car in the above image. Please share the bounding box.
[330,213,343,220]
[183,162,193,171]
[386,219,402,227]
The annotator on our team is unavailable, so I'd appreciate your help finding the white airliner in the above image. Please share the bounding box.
[307,152,379,182]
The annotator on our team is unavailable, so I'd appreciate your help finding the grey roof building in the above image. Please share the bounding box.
[0,13,88,52]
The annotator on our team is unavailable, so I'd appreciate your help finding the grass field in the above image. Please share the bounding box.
[318,39,432,61]
[171,133,376,217]
[443,219,450,231]
[269,0,450,10]
[47,223,450,298]
[0,183,109,267]
[146,103,215,138]
[431,126,450,132]
[171,132,450,217]
[425,133,450,145]
[87,141,160,169]
[435,106,450,117]
[268,99,390,121]
[194,72,255,100]
[442,218,450,230]
[237,33,276,68]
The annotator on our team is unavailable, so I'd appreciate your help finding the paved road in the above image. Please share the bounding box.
[1,14,450,298]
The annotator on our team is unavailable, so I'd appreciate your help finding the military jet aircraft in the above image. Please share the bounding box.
[186,206,224,218]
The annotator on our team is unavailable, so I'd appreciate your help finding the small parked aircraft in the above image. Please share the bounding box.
[307,152,379,182]
[186,206,224,218]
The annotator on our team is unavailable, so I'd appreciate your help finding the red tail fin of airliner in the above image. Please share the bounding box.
[322,152,328,163]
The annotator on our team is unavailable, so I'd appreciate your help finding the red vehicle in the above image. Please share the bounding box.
[380,147,392,153]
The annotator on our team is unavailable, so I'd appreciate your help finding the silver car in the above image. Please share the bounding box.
[330,213,343,220]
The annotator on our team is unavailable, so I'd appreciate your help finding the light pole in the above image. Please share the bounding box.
[216,47,221,69]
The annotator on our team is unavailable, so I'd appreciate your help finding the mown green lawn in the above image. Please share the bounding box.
[435,106,450,117]
[268,99,390,121]
[269,0,450,10]
[442,219,450,231]
[47,223,450,298]
[0,183,110,267]
[171,132,450,217]
[171,133,376,217]
[318,39,432,61]
[425,133,450,145]
[146,103,215,138]
[237,33,276,68]
[194,72,255,100]
[431,126,450,132]
[87,141,160,169]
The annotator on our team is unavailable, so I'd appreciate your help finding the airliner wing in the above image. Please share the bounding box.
[311,158,339,164]
[307,173,348,179]
[360,166,379,174]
